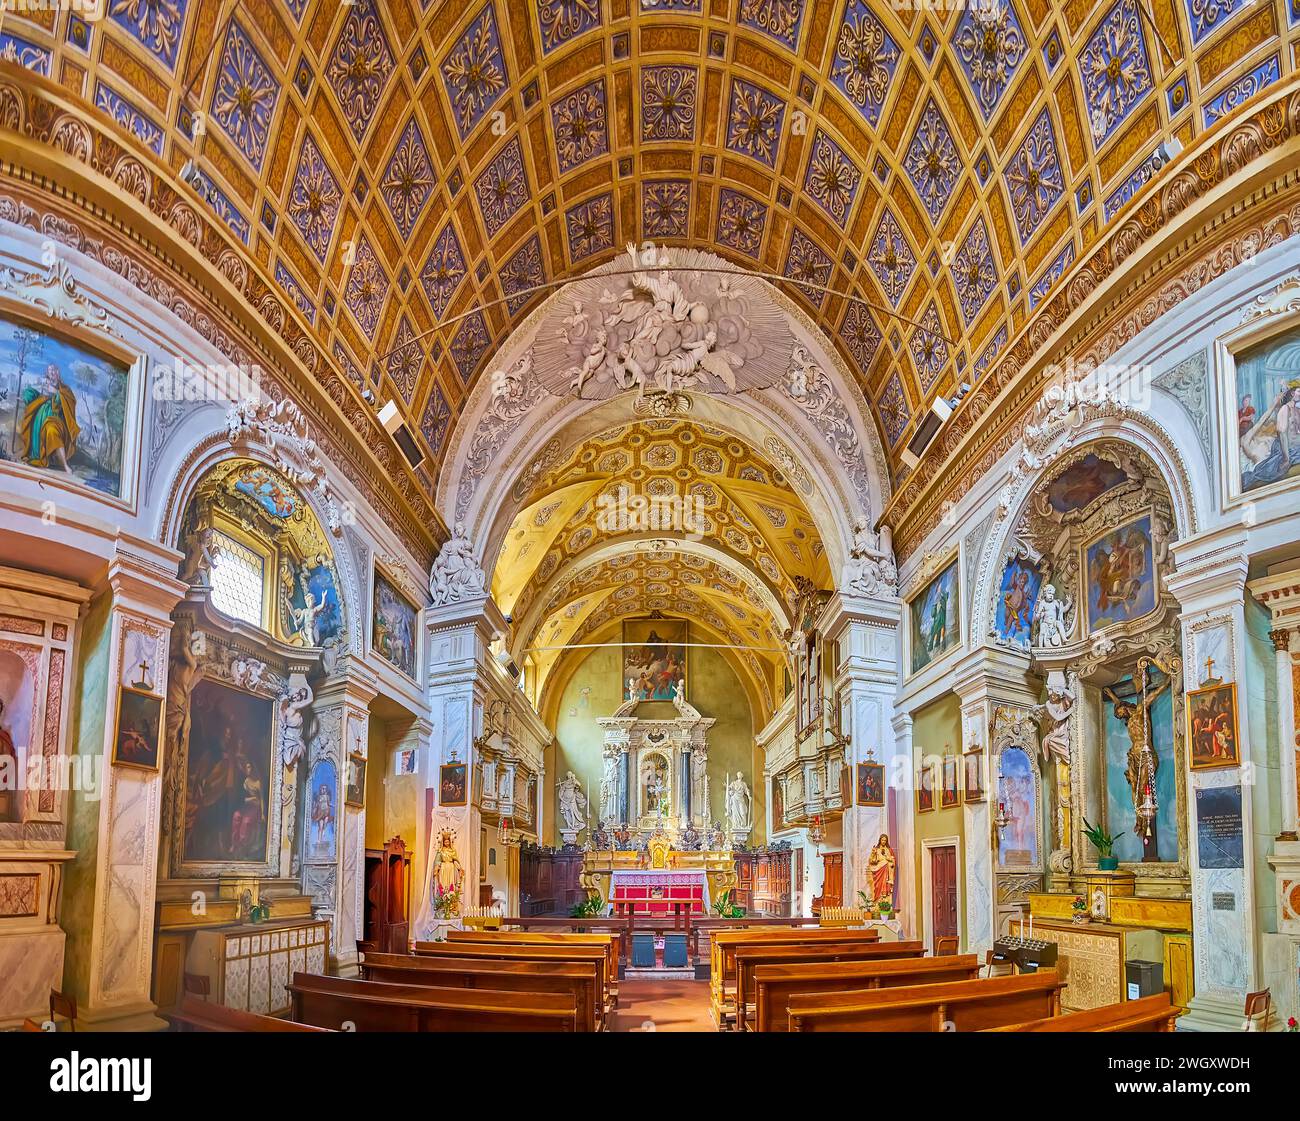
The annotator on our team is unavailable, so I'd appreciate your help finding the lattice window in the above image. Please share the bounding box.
[209,530,265,628]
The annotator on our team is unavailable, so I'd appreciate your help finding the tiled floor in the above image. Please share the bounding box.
[611,979,716,1032]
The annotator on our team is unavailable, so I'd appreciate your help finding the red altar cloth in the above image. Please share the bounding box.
[609,870,707,915]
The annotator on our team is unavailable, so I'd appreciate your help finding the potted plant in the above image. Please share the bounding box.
[1070,895,1090,924]
[712,889,745,919]
[876,897,894,920]
[570,893,606,918]
[1082,817,1124,870]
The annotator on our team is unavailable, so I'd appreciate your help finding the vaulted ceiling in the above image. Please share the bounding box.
[3,0,1294,486]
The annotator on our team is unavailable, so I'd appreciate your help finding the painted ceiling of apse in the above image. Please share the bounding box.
[4,0,1296,481]
[495,418,827,626]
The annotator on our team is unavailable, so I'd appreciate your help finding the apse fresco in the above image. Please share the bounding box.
[1084,514,1156,633]
[1235,325,1300,494]
[372,571,418,679]
[1045,453,1127,513]
[1104,675,1177,863]
[909,559,960,673]
[623,620,688,701]
[0,314,129,497]
[996,747,1038,868]
[994,556,1043,646]
[183,680,274,865]
[234,465,300,518]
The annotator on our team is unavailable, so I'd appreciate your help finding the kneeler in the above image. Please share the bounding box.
[632,933,656,968]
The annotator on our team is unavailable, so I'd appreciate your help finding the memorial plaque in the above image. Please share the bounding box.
[1195,785,1244,869]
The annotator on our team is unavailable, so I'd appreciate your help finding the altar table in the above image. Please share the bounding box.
[609,869,710,916]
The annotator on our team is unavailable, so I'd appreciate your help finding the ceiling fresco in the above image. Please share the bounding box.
[3,0,1294,495]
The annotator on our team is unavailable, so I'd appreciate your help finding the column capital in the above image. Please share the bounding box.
[425,592,507,639]
[1164,548,1249,616]
[818,589,902,640]
[106,534,187,620]
[949,647,1039,709]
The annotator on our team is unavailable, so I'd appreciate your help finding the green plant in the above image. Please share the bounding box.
[1071,895,1088,913]
[570,894,606,918]
[1082,817,1124,858]
[712,889,746,918]
[856,890,872,910]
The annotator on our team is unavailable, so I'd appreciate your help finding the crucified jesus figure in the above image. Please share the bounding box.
[1103,676,1170,857]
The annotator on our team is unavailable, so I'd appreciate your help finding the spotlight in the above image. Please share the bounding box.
[1150,138,1183,171]
[179,159,211,202]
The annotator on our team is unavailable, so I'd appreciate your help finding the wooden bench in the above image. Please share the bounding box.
[984,992,1181,1032]
[165,994,332,1032]
[287,973,578,1032]
[708,928,884,1021]
[360,950,603,1032]
[734,942,931,1030]
[749,953,980,1032]
[446,929,621,997]
[786,970,1065,1032]
[413,941,617,1013]
[495,916,635,963]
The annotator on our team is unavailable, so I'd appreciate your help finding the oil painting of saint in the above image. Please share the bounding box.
[909,559,960,674]
[1187,681,1239,770]
[623,620,687,701]
[0,315,130,497]
[182,680,274,865]
[1084,515,1157,633]
[372,571,418,679]
[994,557,1043,647]
[305,759,338,862]
[1045,453,1128,513]
[1235,326,1300,494]
[113,687,163,771]
[996,747,1038,868]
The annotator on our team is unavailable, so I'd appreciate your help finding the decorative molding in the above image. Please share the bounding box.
[0,252,123,338]
[1153,349,1212,450]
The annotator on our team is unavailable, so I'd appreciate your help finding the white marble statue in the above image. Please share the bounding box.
[725,771,752,832]
[600,752,619,822]
[429,521,487,607]
[1033,583,1072,647]
[557,770,588,833]
[842,516,899,598]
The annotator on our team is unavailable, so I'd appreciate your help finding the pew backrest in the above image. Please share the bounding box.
[166,994,332,1032]
[983,992,1180,1033]
[446,930,620,990]
[413,941,615,1009]
[709,927,885,994]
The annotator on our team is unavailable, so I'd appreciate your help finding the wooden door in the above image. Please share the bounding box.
[930,845,958,947]
[819,852,843,910]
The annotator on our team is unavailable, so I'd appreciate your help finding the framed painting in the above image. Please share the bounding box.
[1229,322,1300,499]
[439,761,467,806]
[909,558,960,674]
[395,749,417,775]
[996,747,1039,869]
[345,752,367,808]
[623,619,687,702]
[183,680,274,866]
[1045,453,1129,514]
[962,749,985,803]
[916,762,935,813]
[1187,681,1240,770]
[372,569,419,680]
[994,556,1043,647]
[941,755,959,808]
[1083,513,1157,634]
[305,758,338,862]
[112,686,163,771]
[856,761,884,807]
[0,308,137,501]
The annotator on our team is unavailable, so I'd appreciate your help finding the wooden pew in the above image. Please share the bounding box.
[360,951,603,1032]
[446,929,621,998]
[287,973,578,1032]
[413,941,616,1014]
[749,953,981,1032]
[687,915,822,963]
[786,970,1065,1032]
[708,928,885,1021]
[165,994,333,1032]
[735,943,934,1030]
[984,992,1181,1032]
[495,916,635,963]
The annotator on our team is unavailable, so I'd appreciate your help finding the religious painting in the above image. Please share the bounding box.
[1233,323,1300,495]
[857,761,884,807]
[1083,514,1157,634]
[395,749,417,775]
[1045,453,1128,513]
[1103,670,1177,863]
[909,558,960,674]
[345,752,367,808]
[963,749,985,803]
[283,558,343,647]
[916,762,935,813]
[112,686,163,771]
[941,755,959,808]
[305,759,338,862]
[641,752,671,816]
[0,312,132,498]
[0,647,37,823]
[439,762,467,806]
[372,570,418,679]
[1187,681,1240,770]
[994,556,1043,647]
[183,680,274,865]
[232,464,299,519]
[623,619,687,701]
[996,747,1038,868]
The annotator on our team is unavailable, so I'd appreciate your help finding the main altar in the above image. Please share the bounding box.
[582,830,737,916]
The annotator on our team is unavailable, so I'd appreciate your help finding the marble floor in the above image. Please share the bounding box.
[610,979,715,1032]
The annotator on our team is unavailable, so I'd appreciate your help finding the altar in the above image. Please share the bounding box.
[609,869,710,916]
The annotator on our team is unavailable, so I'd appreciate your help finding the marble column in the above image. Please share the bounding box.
[413,593,506,937]
[62,540,186,1031]
[1167,548,1267,1031]
[820,592,902,921]
[312,659,378,975]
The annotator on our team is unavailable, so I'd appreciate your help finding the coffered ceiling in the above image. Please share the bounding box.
[2,0,1294,488]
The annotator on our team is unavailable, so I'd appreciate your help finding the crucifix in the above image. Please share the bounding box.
[1203,656,1215,683]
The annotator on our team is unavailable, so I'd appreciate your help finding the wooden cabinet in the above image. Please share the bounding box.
[813,851,843,913]
[187,918,329,1016]
[361,837,411,954]
[734,846,796,917]
[519,847,586,914]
